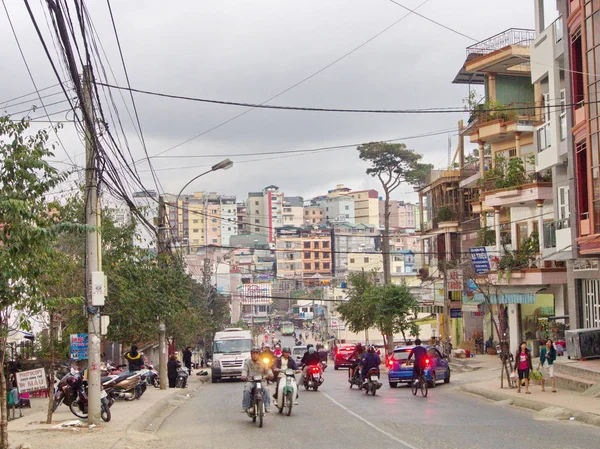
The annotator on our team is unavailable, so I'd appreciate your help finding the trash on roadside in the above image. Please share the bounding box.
[569,417,575,421]
[53,420,86,429]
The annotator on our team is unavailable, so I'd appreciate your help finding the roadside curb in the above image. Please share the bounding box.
[127,378,207,435]
[460,385,600,428]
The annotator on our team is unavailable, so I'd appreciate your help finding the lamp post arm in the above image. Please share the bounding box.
[175,168,212,204]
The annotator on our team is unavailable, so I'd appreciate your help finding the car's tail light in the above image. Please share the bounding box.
[425,358,430,366]
[387,359,394,368]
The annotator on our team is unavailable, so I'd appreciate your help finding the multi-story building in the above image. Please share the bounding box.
[131,190,159,249]
[382,200,420,230]
[331,223,381,278]
[303,206,325,226]
[311,195,355,225]
[452,25,569,353]
[282,197,304,227]
[348,189,380,226]
[275,234,332,280]
[557,0,600,329]
[205,194,222,247]
[275,237,303,279]
[220,196,237,246]
[246,185,284,242]
[236,202,247,234]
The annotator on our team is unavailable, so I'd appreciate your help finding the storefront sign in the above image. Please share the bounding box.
[70,333,88,360]
[447,269,463,291]
[240,283,272,305]
[450,308,463,318]
[469,247,491,274]
[16,368,47,393]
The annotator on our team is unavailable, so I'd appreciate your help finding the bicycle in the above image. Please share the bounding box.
[410,367,428,398]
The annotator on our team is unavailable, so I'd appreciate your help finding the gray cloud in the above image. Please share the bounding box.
[1,0,534,204]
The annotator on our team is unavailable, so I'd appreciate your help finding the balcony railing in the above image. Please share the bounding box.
[471,102,537,125]
[466,28,536,58]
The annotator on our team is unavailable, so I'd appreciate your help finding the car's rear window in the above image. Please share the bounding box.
[392,350,411,361]
[338,346,355,354]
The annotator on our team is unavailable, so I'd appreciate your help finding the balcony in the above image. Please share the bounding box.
[489,265,567,286]
[465,28,535,75]
[482,179,553,208]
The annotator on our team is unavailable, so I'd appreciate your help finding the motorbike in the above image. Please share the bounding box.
[275,369,300,416]
[246,375,267,428]
[175,367,188,388]
[67,370,112,422]
[361,367,382,396]
[302,363,324,391]
[102,370,147,401]
[147,365,160,388]
[52,369,79,412]
[348,361,362,389]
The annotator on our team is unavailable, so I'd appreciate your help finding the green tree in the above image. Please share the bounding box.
[336,272,377,335]
[357,142,431,283]
[0,117,71,448]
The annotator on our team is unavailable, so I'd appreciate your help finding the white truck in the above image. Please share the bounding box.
[211,328,252,383]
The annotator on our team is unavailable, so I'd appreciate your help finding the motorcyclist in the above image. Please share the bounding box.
[124,345,144,372]
[273,347,299,402]
[348,343,365,381]
[273,344,283,358]
[241,347,273,413]
[261,345,275,369]
[406,339,428,384]
[360,345,381,384]
[299,344,321,385]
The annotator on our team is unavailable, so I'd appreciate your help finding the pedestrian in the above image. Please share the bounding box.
[124,345,144,372]
[183,346,193,375]
[167,354,181,388]
[513,341,532,394]
[539,339,557,392]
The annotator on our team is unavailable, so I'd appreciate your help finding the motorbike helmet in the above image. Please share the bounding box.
[368,345,376,353]
[306,344,313,350]
[251,347,261,354]
[275,344,281,349]
[282,347,291,353]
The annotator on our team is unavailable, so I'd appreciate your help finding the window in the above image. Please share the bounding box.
[304,252,311,258]
[192,229,199,233]
[212,239,217,243]
[554,17,562,43]
[314,241,319,248]
[212,218,217,223]
[323,262,330,269]
[255,201,259,205]
[323,252,330,259]
[537,93,551,151]
[312,211,316,215]
[323,241,329,248]
[255,210,259,214]
[576,140,590,232]
[228,227,232,231]
[193,219,198,224]
[212,228,217,232]
[314,262,320,270]
[304,242,311,249]
[255,219,260,223]
[255,227,260,232]
[304,263,311,270]
[345,205,349,210]
[572,29,584,105]
[560,89,567,140]
[394,256,402,261]
[350,258,355,263]
[558,186,570,221]
[364,257,369,263]
[314,252,320,259]
[326,207,329,211]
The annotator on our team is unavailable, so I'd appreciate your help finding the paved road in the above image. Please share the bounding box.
[142,333,600,449]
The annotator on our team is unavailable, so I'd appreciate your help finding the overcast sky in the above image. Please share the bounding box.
[1,0,544,205]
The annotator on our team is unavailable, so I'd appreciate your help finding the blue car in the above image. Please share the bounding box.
[387,346,451,388]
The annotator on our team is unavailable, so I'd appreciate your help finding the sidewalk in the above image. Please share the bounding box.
[457,355,600,427]
[9,371,208,449]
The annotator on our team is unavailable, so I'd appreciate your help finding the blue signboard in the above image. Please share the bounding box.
[450,308,463,318]
[70,333,88,360]
[469,247,491,274]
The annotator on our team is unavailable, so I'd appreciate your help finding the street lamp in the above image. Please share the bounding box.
[174,158,234,246]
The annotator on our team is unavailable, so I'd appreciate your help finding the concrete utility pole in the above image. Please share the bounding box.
[157,196,168,390]
[83,66,102,424]
[442,229,452,352]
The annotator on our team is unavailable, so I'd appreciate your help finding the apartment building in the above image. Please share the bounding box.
[382,200,420,230]
[555,0,600,330]
[130,190,159,249]
[331,223,381,278]
[275,234,332,280]
[220,196,237,246]
[246,185,284,242]
[348,189,380,226]
[303,206,325,226]
[311,195,355,225]
[282,197,304,227]
[236,202,247,234]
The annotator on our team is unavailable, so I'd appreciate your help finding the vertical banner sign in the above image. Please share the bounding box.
[240,283,272,305]
[70,333,89,360]
[447,269,464,291]
[469,247,491,274]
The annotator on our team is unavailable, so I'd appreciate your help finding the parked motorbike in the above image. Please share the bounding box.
[147,365,160,388]
[275,369,299,416]
[175,367,188,388]
[302,364,324,391]
[362,367,382,396]
[246,375,267,428]
[52,369,79,412]
[67,370,111,422]
[102,370,147,401]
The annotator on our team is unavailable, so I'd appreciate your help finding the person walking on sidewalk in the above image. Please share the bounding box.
[183,346,193,375]
[168,353,181,388]
[514,342,533,394]
[539,339,557,393]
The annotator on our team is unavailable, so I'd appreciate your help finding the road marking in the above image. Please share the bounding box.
[322,392,420,449]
